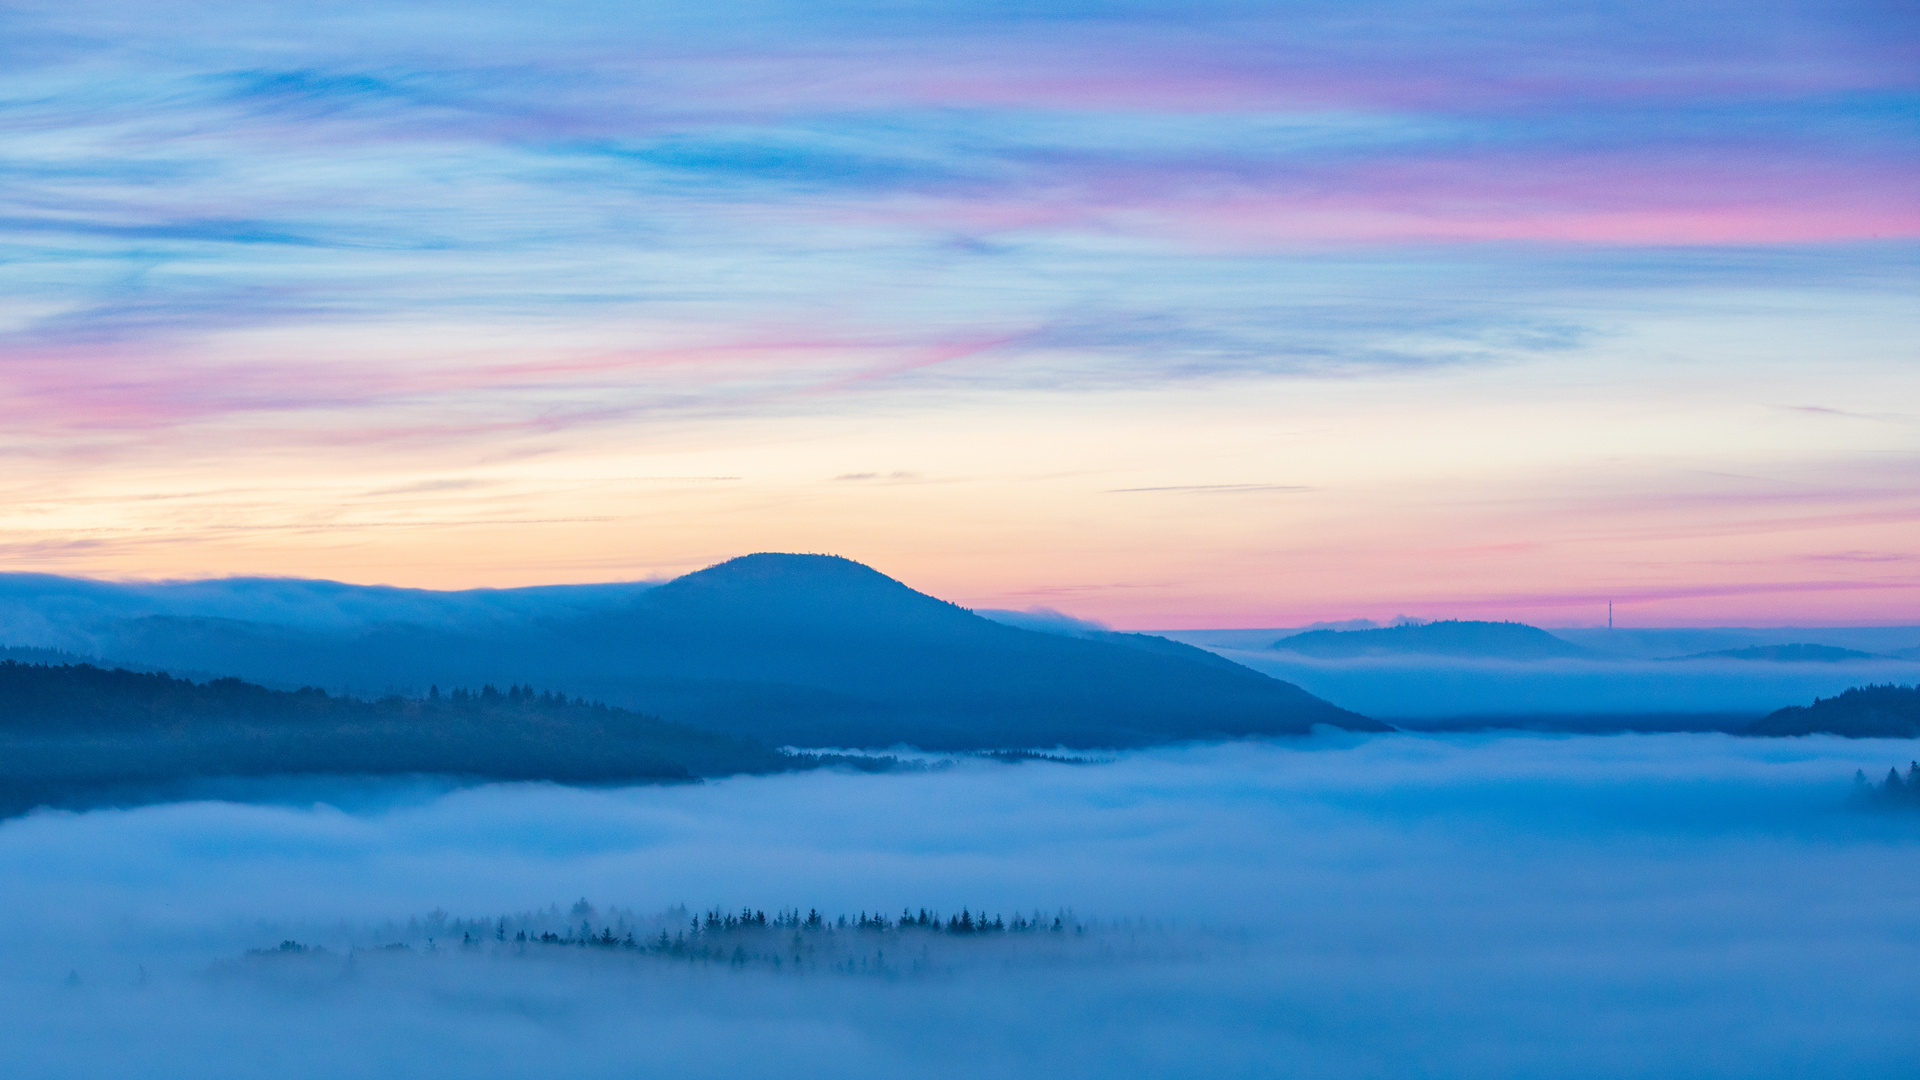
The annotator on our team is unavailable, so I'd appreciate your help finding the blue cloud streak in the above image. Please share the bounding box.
[2,0,1913,382]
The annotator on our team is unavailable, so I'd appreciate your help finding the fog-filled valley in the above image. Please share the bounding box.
[9,0,1913,1071]
[3,562,1916,1077]
[1165,626,1920,727]
[6,736,1917,1079]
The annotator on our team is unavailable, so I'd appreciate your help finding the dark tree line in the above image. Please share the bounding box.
[243,899,1094,982]
[0,659,656,732]
[555,905,1070,945]
[0,661,903,816]
[376,903,1078,955]
[1753,684,1920,738]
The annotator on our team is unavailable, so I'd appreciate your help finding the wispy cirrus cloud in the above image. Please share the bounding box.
[1,0,1913,609]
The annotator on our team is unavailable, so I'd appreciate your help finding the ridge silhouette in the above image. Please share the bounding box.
[0,554,1380,748]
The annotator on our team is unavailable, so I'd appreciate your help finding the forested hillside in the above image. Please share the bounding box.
[0,661,875,815]
[1748,684,1920,738]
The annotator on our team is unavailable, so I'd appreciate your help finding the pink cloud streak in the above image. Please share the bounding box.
[846,150,1920,247]
[0,327,1031,443]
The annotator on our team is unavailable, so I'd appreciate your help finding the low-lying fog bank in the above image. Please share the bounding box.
[2,735,1916,1079]
[1205,647,1920,721]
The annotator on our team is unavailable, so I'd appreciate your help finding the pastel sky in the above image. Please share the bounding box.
[2,0,1916,626]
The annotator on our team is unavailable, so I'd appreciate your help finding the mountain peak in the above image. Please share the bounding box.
[644,553,974,630]
[682,553,892,586]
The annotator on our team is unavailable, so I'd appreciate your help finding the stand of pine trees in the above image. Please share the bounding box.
[1852,762,1920,810]
[238,901,1094,980]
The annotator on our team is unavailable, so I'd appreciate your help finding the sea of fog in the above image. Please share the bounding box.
[4,734,1917,1079]
[1207,648,1920,720]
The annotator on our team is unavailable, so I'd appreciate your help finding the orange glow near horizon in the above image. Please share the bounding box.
[4,2,1915,626]
[6,288,1914,629]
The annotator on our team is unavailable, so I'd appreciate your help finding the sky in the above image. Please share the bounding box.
[3,736,1917,1078]
[2,0,1916,626]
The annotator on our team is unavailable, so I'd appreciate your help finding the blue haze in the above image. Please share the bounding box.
[2,735,1917,1078]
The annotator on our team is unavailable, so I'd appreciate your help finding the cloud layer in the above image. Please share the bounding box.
[3,735,1918,1077]
[1,0,1915,620]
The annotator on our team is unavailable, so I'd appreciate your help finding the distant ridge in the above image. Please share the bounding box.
[1665,643,1883,663]
[0,554,1382,748]
[0,571,659,644]
[1747,684,1920,738]
[1271,620,1586,660]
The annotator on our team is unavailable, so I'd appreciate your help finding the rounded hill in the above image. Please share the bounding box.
[1272,620,1587,660]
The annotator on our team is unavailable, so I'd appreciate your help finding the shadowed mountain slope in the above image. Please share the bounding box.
[0,556,1379,748]
[1272,620,1587,660]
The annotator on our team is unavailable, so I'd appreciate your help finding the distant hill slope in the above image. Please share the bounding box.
[0,555,1380,748]
[0,572,660,647]
[0,661,851,816]
[1747,684,1920,738]
[1667,644,1883,663]
[1545,626,1920,660]
[1271,620,1587,660]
